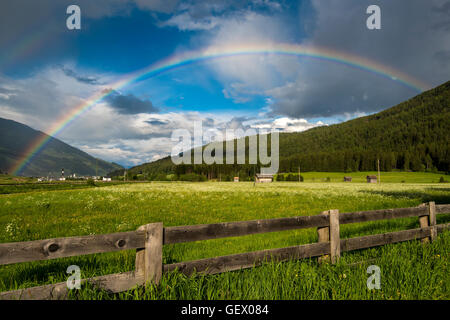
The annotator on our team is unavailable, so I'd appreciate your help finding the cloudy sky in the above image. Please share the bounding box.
[0,0,449,167]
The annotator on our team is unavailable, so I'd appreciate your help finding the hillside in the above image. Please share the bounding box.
[112,80,450,180]
[0,118,123,177]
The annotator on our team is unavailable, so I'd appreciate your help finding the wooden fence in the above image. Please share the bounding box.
[0,202,449,300]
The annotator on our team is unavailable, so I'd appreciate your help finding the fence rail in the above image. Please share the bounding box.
[0,202,449,300]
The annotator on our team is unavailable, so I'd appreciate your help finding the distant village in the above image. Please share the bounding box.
[36,168,111,182]
[34,168,381,184]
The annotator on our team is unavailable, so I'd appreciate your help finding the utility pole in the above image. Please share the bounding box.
[377,158,381,184]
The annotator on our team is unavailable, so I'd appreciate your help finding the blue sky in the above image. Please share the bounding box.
[0,0,449,167]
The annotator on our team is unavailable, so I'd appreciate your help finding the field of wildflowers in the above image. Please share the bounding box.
[0,177,449,299]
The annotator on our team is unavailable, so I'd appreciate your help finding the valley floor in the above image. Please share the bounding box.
[0,176,449,299]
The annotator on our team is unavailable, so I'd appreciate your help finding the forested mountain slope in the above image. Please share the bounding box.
[0,118,123,177]
[112,80,449,180]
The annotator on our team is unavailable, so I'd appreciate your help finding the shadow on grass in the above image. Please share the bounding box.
[0,260,74,290]
[0,253,136,291]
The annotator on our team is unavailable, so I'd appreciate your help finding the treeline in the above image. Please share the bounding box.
[279,149,441,173]
[113,166,305,182]
[110,80,450,180]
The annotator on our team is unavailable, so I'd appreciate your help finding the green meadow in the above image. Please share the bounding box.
[289,171,448,183]
[0,172,449,299]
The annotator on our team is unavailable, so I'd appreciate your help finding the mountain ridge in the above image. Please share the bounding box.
[0,117,123,177]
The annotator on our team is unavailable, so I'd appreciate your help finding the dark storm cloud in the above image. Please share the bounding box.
[222,116,252,130]
[160,0,285,30]
[0,0,183,73]
[0,72,66,118]
[0,1,136,73]
[104,90,159,115]
[267,63,414,118]
[267,0,450,118]
[61,67,101,85]
[146,119,169,126]
[203,117,215,127]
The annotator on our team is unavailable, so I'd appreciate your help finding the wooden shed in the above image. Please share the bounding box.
[343,176,352,182]
[255,173,273,183]
[366,175,377,183]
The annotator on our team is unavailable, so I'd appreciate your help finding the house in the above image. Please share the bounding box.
[255,173,273,183]
[102,177,112,182]
[344,176,352,182]
[366,175,377,183]
[234,177,239,182]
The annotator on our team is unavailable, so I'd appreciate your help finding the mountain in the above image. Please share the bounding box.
[112,80,450,180]
[0,118,123,177]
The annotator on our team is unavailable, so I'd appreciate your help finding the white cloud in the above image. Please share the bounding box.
[3,1,448,168]
[189,1,450,119]
[249,117,325,132]
[206,12,297,87]
[0,65,267,167]
[266,0,450,118]
[162,12,220,30]
[0,68,102,130]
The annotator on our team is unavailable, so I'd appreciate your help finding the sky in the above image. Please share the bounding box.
[0,0,449,168]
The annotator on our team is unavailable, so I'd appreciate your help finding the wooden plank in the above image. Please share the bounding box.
[135,223,163,284]
[341,227,431,252]
[0,231,145,266]
[164,242,330,276]
[164,215,329,244]
[419,209,430,243]
[329,210,340,264]
[0,204,446,266]
[0,271,143,300]
[164,222,450,277]
[339,206,429,225]
[135,226,146,279]
[317,211,330,263]
[145,223,163,284]
[429,202,437,242]
[436,204,450,214]
[164,205,443,245]
[1,223,449,299]
[436,223,450,233]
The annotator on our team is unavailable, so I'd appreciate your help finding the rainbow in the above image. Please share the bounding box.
[10,43,431,175]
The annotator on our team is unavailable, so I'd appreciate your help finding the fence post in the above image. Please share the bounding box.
[317,211,330,263]
[419,203,430,243]
[329,209,340,264]
[135,222,163,285]
[428,201,437,242]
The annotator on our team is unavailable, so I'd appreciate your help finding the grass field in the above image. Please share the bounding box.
[0,174,135,194]
[0,172,449,299]
[296,171,448,183]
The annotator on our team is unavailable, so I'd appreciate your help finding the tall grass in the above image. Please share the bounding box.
[73,231,449,300]
[0,180,449,299]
